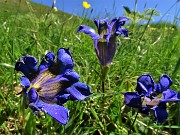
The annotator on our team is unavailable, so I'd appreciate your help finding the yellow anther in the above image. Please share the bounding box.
[33,84,40,89]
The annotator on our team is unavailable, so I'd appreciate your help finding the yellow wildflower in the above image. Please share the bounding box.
[82,1,91,9]
[53,7,58,12]
[148,27,156,31]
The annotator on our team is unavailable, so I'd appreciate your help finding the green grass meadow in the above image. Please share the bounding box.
[0,0,180,134]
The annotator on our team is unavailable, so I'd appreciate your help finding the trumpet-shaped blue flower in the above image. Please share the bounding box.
[124,74,180,123]
[77,17,129,66]
[15,48,92,125]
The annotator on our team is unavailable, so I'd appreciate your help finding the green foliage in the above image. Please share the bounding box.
[123,6,160,25]
[0,0,180,134]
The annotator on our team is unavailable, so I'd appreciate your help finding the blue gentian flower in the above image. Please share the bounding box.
[124,74,180,123]
[15,48,92,125]
[77,17,129,67]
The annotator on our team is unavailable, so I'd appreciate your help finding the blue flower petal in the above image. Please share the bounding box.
[160,90,180,103]
[137,74,154,95]
[114,17,128,36]
[115,28,128,37]
[37,101,69,125]
[159,74,172,91]
[44,71,79,88]
[95,36,117,66]
[154,83,162,94]
[124,92,142,108]
[118,16,129,26]
[163,89,176,99]
[93,39,99,56]
[38,51,55,72]
[57,48,74,74]
[108,18,118,33]
[32,71,63,103]
[63,70,80,83]
[152,106,168,123]
[177,91,180,99]
[103,33,111,42]
[77,25,100,40]
[65,82,92,100]
[20,76,30,88]
[94,18,110,36]
[15,55,38,77]
[28,88,39,104]
[136,82,148,96]
[94,18,109,30]
[56,94,71,105]
[140,106,150,115]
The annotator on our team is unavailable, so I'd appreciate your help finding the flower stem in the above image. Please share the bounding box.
[101,66,109,93]
[22,93,26,127]
[102,77,105,93]
[129,97,145,134]
[129,110,139,134]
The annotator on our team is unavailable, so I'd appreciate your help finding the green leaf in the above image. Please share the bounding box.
[0,63,14,68]
[172,58,180,77]
[123,6,131,14]
[90,107,104,130]
[23,112,36,135]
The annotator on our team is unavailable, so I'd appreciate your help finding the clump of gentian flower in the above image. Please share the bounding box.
[77,17,128,92]
[124,74,180,123]
[15,48,92,125]
[77,17,128,67]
